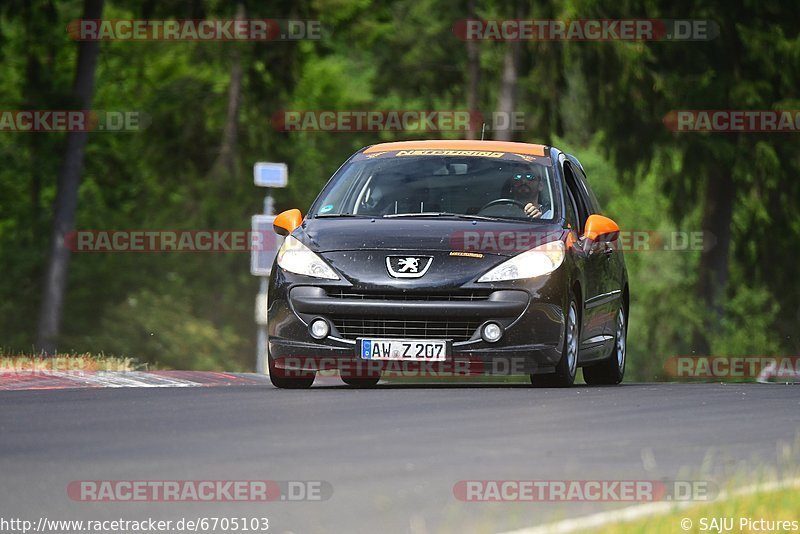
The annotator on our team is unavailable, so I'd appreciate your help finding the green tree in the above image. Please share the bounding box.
[569,0,800,354]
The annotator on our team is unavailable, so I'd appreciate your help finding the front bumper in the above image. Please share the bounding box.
[268,278,566,376]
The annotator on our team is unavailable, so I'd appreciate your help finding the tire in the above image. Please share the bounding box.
[341,374,381,388]
[583,306,626,385]
[268,354,316,389]
[531,294,579,387]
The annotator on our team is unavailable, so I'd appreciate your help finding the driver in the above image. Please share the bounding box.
[510,171,551,219]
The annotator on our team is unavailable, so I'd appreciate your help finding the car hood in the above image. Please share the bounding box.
[297,217,565,257]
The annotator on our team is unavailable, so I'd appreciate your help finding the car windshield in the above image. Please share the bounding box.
[311,153,557,221]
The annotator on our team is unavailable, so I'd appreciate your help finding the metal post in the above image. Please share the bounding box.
[264,190,274,215]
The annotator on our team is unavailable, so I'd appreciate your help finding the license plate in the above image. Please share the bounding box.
[359,339,448,361]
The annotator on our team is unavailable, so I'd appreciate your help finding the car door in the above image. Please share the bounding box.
[562,161,607,355]
[574,165,623,343]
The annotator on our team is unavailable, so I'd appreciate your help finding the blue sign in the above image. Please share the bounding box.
[254,162,288,188]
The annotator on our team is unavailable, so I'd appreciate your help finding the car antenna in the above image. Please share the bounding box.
[480,122,486,140]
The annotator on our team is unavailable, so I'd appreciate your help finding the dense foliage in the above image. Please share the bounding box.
[0,0,796,377]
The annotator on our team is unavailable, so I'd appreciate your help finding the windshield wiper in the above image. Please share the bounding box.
[383,212,504,221]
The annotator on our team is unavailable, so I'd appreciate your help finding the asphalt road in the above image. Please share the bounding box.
[1,381,798,534]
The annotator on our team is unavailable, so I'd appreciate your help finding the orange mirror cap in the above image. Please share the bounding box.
[585,214,620,242]
[273,209,303,236]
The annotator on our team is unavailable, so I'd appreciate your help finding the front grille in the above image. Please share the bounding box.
[331,317,480,341]
[327,289,489,302]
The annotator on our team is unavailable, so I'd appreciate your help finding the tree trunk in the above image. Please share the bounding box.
[465,0,480,140]
[493,1,524,141]
[210,3,245,179]
[36,0,104,353]
[692,164,735,353]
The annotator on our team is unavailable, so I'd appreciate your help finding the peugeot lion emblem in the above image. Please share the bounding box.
[386,255,433,278]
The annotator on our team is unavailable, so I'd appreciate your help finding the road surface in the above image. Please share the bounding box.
[1,381,798,533]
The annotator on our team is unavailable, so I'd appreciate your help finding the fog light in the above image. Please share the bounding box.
[310,318,330,339]
[482,322,503,343]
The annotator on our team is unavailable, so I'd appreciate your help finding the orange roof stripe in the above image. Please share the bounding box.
[363,140,547,157]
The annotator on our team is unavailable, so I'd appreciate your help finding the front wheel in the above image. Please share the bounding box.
[268,354,316,389]
[531,295,579,387]
[583,307,626,385]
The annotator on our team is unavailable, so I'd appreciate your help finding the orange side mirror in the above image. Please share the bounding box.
[584,214,620,242]
[273,209,303,236]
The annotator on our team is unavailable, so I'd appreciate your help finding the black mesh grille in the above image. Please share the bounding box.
[326,289,489,301]
[331,317,480,341]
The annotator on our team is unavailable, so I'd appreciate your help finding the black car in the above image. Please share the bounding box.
[268,140,628,388]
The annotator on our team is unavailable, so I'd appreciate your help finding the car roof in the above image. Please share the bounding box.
[362,139,549,157]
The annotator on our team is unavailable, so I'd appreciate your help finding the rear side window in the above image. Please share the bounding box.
[563,162,590,232]
[562,180,579,230]
[574,166,601,214]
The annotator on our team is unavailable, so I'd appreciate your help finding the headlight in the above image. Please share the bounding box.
[277,236,339,280]
[477,240,565,282]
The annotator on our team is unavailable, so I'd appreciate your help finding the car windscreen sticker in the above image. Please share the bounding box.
[509,154,553,165]
[450,251,484,258]
[396,149,505,157]
[320,204,334,213]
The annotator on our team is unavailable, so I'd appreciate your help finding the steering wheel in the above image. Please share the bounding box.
[477,198,527,215]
